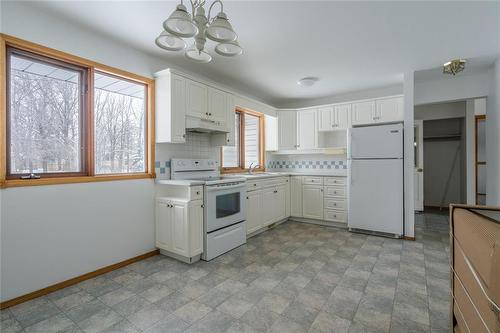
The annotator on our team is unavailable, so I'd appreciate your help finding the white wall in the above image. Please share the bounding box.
[415,71,490,106]
[1,181,155,301]
[486,59,500,205]
[414,101,465,121]
[404,72,415,238]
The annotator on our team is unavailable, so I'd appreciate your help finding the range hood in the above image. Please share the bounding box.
[185,116,230,134]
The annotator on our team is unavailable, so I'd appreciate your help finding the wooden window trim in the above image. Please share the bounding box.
[0,33,155,188]
[221,107,265,173]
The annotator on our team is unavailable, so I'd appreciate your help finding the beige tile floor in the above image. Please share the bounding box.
[0,211,451,333]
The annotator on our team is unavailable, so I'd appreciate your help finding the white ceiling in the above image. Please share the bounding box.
[25,1,500,107]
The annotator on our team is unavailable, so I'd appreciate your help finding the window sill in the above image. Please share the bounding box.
[1,173,155,188]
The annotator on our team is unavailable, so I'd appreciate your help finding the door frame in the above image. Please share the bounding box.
[475,115,486,204]
[414,120,424,211]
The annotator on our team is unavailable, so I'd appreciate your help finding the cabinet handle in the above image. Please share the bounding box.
[201,204,204,208]
[196,191,200,195]
[246,196,249,199]
[320,189,323,192]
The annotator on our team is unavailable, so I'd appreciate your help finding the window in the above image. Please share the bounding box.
[94,72,146,174]
[221,108,264,172]
[7,48,88,177]
[2,35,154,187]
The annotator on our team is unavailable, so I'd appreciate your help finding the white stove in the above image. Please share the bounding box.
[171,158,247,261]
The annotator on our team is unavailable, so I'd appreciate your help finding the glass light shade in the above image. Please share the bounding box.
[185,45,212,63]
[206,12,237,42]
[155,31,186,51]
[164,4,198,38]
[215,40,243,57]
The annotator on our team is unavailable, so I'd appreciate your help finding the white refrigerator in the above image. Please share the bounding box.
[347,123,404,236]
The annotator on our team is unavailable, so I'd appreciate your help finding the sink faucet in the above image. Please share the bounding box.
[248,162,262,174]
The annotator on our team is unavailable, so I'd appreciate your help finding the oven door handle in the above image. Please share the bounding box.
[206,183,246,192]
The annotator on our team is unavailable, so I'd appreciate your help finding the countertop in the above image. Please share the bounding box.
[155,179,205,186]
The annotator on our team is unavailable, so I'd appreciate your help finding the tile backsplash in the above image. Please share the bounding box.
[155,132,219,179]
[266,153,347,171]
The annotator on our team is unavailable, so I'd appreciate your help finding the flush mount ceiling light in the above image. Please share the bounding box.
[156,0,242,63]
[297,77,319,87]
[443,59,466,75]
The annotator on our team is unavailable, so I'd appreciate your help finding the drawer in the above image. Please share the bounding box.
[324,210,347,223]
[303,176,323,185]
[247,180,262,191]
[324,186,346,198]
[261,177,288,188]
[324,177,346,186]
[190,186,203,200]
[324,198,346,210]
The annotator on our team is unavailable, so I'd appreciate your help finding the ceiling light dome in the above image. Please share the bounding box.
[298,77,319,87]
[215,40,242,57]
[155,31,187,51]
[163,4,198,38]
[206,12,237,42]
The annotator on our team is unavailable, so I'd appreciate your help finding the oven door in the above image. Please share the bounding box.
[205,182,246,233]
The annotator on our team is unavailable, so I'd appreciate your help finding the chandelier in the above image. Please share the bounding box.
[443,59,466,75]
[155,0,242,63]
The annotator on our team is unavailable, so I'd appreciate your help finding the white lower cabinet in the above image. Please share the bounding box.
[246,178,289,236]
[246,190,263,234]
[302,185,324,220]
[290,176,303,217]
[156,198,203,262]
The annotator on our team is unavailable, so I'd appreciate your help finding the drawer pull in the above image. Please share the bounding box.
[196,191,200,195]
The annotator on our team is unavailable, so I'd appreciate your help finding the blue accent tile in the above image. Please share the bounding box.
[160,167,166,174]
[155,161,160,168]
[165,161,171,167]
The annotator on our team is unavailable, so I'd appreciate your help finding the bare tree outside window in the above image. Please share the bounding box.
[8,52,84,176]
[94,72,146,174]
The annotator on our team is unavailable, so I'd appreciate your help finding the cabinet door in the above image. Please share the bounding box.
[334,104,351,130]
[278,111,297,150]
[317,106,333,131]
[302,185,323,220]
[261,188,276,226]
[265,115,278,151]
[290,176,303,217]
[275,185,287,222]
[208,87,228,124]
[156,200,172,250]
[351,101,375,126]
[172,202,188,257]
[297,109,317,149]
[186,79,208,119]
[246,190,263,234]
[171,74,186,142]
[376,97,403,123]
[188,200,203,255]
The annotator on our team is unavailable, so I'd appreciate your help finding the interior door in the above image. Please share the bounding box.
[414,120,424,211]
[297,110,317,149]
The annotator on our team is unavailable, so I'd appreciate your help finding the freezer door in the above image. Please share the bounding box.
[349,123,403,159]
[348,159,403,235]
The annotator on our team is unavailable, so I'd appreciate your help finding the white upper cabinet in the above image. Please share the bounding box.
[278,110,297,150]
[155,72,186,143]
[186,79,208,119]
[375,96,404,123]
[318,106,334,131]
[334,104,351,130]
[297,109,318,149]
[208,87,228,124]
[351,100,376,126]
[318,104,350,131]
[265,115,278,151]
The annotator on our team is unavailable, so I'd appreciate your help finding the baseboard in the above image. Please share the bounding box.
[0,249,159,310]
[403,236,416,241]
